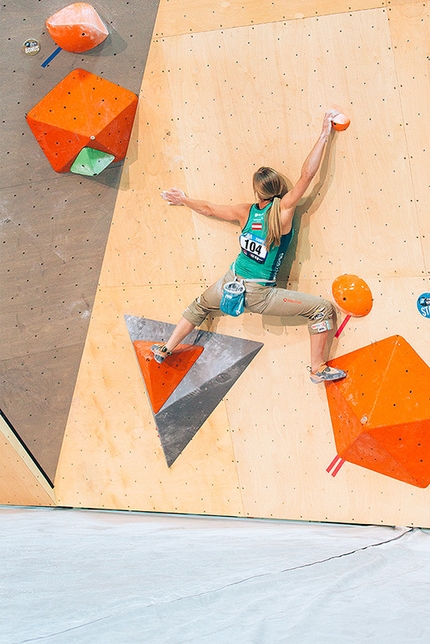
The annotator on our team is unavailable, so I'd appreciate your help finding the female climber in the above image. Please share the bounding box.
[152,109,346,384]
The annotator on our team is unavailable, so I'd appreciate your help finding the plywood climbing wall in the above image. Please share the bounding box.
[0,414,56,507]
[53,0,430,526]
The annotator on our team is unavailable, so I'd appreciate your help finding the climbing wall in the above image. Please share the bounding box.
[3,0,430,526]
[50,0,430,527]
[0,413,56,506]
[0,0,159,485]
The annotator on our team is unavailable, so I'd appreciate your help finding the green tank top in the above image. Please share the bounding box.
[233,202,293,283]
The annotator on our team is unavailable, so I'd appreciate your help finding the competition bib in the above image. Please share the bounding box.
[239,232,268,264]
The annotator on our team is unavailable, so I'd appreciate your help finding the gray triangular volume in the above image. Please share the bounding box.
[155,351,261,467]
[156,329,262,411]
[125,315,263,466]
[125,316,179,344]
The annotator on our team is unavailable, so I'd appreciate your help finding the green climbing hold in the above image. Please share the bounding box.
[70,147,115,176]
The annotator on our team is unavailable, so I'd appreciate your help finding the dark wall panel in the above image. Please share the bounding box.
[0,0,160,481]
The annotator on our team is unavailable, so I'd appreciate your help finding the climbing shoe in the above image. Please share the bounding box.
[308,364,347,384]
[150,344,172,364]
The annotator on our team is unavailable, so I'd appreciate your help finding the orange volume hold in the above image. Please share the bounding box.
[46,3,108,53]
[325,335,430,488]
[26,69,138,172]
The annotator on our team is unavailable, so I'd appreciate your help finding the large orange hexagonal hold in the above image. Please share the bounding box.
[46,3,108,53]
[26,69,138,173]
[325,335,430,488]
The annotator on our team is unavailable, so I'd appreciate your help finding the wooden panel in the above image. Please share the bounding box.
[388,3,430,274]
[159,10,424,285]
[99,39,203,288]
[154,0,423,37]
[0,415,56,507]
[55,286,244,515]
[56,3,430,527]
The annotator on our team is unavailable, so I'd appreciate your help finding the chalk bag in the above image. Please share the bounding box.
[220,279,246,317]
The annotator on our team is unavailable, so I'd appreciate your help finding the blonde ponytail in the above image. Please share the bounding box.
[252,167,289,250]
[265,197,282,250]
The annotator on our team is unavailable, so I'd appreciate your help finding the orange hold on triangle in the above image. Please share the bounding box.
[133,341,204,414]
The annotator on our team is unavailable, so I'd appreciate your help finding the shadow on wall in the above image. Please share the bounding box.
[85,21,128,57]
[277,134,337,289]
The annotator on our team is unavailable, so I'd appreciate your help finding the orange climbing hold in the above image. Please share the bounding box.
[46,3,108,53]
[26,69,138,172]
[332,274,373,317]
[133,341,204,414]
[325,335,430,488]
[332,113,350,131]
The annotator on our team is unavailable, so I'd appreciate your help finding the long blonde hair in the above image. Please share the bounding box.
[252,167,289,249]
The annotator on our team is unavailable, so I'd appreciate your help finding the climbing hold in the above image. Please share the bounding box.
[332,274,373,317]
[46,3,108,53]
[325,335,430,488]
[70,147,115,176]
[26,69,138,173]
[332,113,350,131]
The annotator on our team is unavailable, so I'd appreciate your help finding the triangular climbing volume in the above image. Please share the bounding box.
[125,315,264,467]
[133,341,204,413]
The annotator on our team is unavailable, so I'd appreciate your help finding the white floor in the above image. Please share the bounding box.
[1,507,430,643]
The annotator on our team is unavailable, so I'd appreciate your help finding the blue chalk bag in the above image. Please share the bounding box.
[220,278,246,317]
